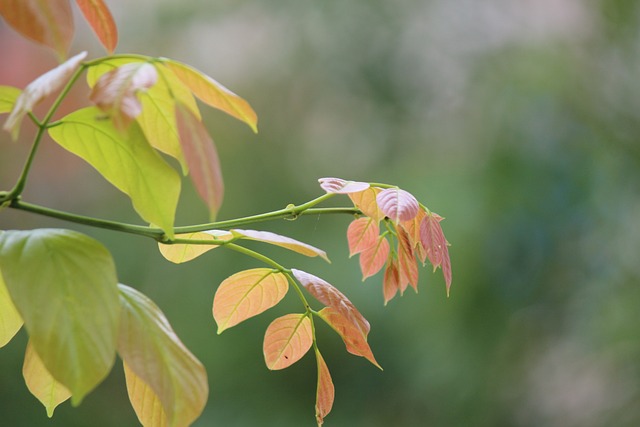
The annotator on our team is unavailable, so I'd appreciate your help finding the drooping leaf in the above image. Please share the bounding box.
[318,177,369,194]
[0,86,20,114]
[213,268,288,334]
[263,313,313,370]
[0,0,73,60]
[118,284,208,427]
[74,0,118,53]
[158,230,233,264]
[48,107,181,237]
[124,362,168,427]
[162,60,258,132]
[0,229,120,404]
[382,259,400,305]
[400,208,427,264]
[232,229,329,262]
[3,51,87,139]
[175,102,224,219]
[314,349,334,427]
[420,213,452,296]
[291,269,370,336]
[348,187,384,221]
[346,217,379,257]
[397,227,418,293]
[23,341,71,417]
[358,235,390,280]
[0,265,23,347]
[317,307,381,369]
[376,187,420,223]
[90,62,158,131]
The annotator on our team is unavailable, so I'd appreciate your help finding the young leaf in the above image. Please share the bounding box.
[90,62,158,131]
[317,307,381,369]
[158,230,233,264]
[3,51,87,139]
[358,235,390,280]
[123,362,169,427]
[0,229,120,404]
[23,341,71,417]
[0,266,23,347]
[376,187,420,223]
[397,227,419,293]
[118,284,208,427]
[0,86,20,114]
[346,217,379,257]
[382,259,400,305]
[0,0,73,60]
[213,268,289,334]
[162,60,258,132]
[400,208,427,264]
[48,107,181,237]
[420,213,452,295]
[74,0,118,53]
[232,229,329,262]
[263,313,313,370]
[314,349,334,427]
[318,177,369,194]
[348,187,384,221]
[175,102,224,219]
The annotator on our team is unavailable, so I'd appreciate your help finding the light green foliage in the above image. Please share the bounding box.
[0,86,20,114]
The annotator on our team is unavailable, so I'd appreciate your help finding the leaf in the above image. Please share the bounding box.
[162,60,258,132]
[346,217,379,257]
[176,102,224,219]
[317,307,381,369]
[0,86,21,114]
[318,177,369,194]
[124,362,168,427]
[314,349,334,427]
[74,0,118,53]
[0,229,120,404]
[400,208,427,264]
[0,265,23,347]
[48,107,181,237]
[397,227,419,293]
[0,0,73,60]
[3,51,87,139]
[90,62,158,131]
[213,268,289,334]
[358,235,390,280]
[118,284,208,427]
[376,187,420,223]
[291,269,370,336]
[158,230,233,264]
[263,313,313,370]
[420,213,452,296]
[23,341,71,417]
[348,187,384,221]
[232,229,329,262]
[382,259,400,305]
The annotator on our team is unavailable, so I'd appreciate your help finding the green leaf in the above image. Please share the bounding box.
[74,0,118,53]
[23,341,71,417]
[0,229,120,404]
[118,284,208,427]
[0,86,21,114]
[0,263,23,348]
[48,107,181,237]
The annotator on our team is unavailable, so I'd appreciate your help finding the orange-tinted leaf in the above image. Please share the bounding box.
[383,259,400,305]
[401,208,427,264]
[397,227,418,293]
[23,341,71,417]
[263,313,312,370]
[123,362,168,427]
[232,229,329,262]
[318,177,369,194]
[291,269,370,336]
[158,230,233,264]
[90,62,158,130]
[314,349,334,427]
[163,60,258,132]
[359,235,390,280]
[346,217,379,257]
[0,0,73,60]
[318,307,381,369]
[3,51,87,138]
[348,187,383,221]
[376,188,420,223]
[213,268,288,334]
[175,102,224,219]
[74,0,118,53]
[420,213,452,296]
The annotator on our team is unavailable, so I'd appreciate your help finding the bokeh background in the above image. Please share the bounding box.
[1,0,640,426]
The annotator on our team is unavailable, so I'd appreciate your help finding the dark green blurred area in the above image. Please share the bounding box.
[2,0,640,426]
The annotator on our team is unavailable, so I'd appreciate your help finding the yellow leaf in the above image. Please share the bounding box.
[263,313,312,370]
[23,341,72,417]
[158,230,233,264]
[0,265,23,348]
[124,362,168,427]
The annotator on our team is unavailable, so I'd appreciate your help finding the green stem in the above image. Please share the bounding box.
[225,243,287,271]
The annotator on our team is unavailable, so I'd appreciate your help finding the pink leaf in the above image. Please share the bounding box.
[348,187,384,221]
[383,260,400,305]
[376,188,420,223]
[359,236,390,280]
[263,313,312,370]
[420,213,452,296]
[318,177,370,194]
[346,217,379,257]
[314,349,334,427]
[401,208,428,264]
[175,103,224,220]
[74,0,118,53]
[397,227,419,293]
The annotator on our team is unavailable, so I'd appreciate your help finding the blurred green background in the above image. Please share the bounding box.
[1,0,640,426]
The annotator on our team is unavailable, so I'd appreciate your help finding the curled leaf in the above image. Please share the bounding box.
[420,213,452,295]
[314,349,334,427]
[232,229,329,262]
[349,187,384,221]
[376,188,420,223]
[263,313,313,370]
[318,177,370,194]
[23,341,71,417]
[74,0,118,53]
[158,230,233,264]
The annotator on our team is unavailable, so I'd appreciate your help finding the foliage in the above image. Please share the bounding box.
[0,2,452,426]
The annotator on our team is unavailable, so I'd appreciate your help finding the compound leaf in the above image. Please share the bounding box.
[318,177,369,194]
[263,313,312,370]
[23,341,71,417]
[232,229,329,262]
[314,349,334,427]
[376,188,420,223]
[74,0,118,53]
[158,230,233,264]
